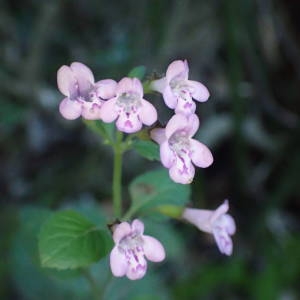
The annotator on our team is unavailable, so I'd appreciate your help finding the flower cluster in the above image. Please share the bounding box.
[57,63,157,133]
[150,60,213,184]
[56,59,236,281]
[57,60,212,185]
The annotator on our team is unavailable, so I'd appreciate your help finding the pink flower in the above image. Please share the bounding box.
[110,219,165,280]
[182,200,236,255]
[151,60,210,116]
[151,114,213,184]
[57,62,117,120]
[101,77,157,133]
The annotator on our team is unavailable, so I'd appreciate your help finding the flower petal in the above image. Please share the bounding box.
[131,219,144,235]
[169,163,195,184]
[126,257,147,280]
[150,128,166,144]
[151,77,167,93]
[165,114,188,139]
[116,113,142,133]
[190,139,213,168]
[213,213,236,236]
[57,66,77,97]
[113,222,131,244]
[162,85,177,109]
[182,208,213,233]
[188,80,210,102]
[132,78,144,97]
[110,246,128,277]
[100,98,118,123]
[81,101,103,120]
[210,200,229,224]
[187,114,200,137]
[70,62,95,85]
[95,79,117,99]
[139,99,157,126]
[59,98,82,120]
[143,235,166,262]
[116,77,143,96]
[166,60,188,81]
[160,141,175,168]
[174,95,196,116]
[212,228,233,256]
[70,62,94,97]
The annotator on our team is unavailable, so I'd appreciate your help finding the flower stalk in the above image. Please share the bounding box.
[112,130,123,218]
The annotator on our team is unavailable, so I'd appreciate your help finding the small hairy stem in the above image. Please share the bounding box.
[113,131,123,218]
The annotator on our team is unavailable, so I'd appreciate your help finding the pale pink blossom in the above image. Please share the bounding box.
[151,114,213,184]
[101,77,157,133]
[57,62,117,120]
[110,219,165,280]
[151,60,210,116]
[182,200,236,255]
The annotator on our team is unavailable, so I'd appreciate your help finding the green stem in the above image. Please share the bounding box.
[122,205,138,221]
[113,130,123,218]
[81,268,100,300]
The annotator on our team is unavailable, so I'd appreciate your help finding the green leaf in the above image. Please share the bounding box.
[132,140,160,161]
[38,210,112,270]
[128,66,146,80]
[129,168,191,215]
[11,207,93,300]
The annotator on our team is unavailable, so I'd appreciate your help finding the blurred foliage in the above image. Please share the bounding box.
[1,0,300,299]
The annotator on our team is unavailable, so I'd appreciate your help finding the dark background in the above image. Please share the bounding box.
[1,0,300,299]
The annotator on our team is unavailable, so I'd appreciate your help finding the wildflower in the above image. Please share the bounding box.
[101,77,157,133]
[151,114,213,184]
[151,60,210,116]
[182,200,236,255]
[110,219,165,280]
[57,62,117,120]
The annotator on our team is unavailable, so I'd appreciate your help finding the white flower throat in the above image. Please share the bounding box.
[116,92,141,113]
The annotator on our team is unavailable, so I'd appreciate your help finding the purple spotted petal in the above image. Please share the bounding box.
[81,101,102,120]
[169,163,195,184]
[190,139,213,168]
[110,246,128,277]
[116,113,142,133]
[143,235,166,262]
[166,60,188,81]
[59,98,82,120]
[188,80,210,102]
[57,66,77,97]
[100,98,118,123]
[150,128,166,145]
[139,99,157,126]
[126,257,147,280]
[160,141,175,168]
[131,219,144,235]
[174,95,196,116]
[162,85,177,109]
[113,222,131,244]
[95,79,117,99]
